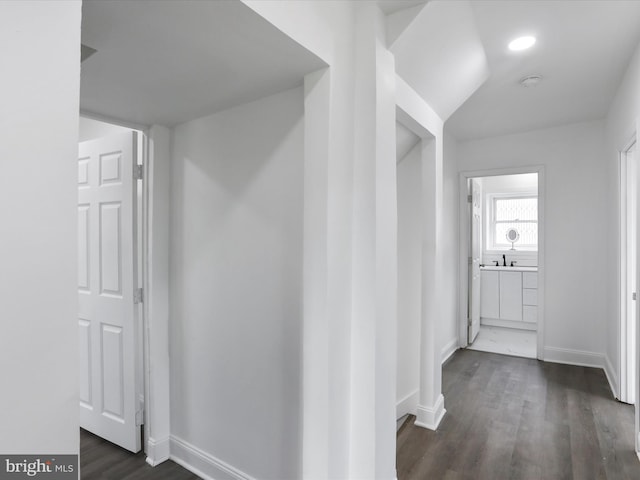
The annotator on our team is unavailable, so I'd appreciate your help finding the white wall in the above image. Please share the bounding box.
[0,1,80,455]
[396,144,422,419]
[481,173,538,193]
[457,121,608,364]
[604,39,640,394]
[79,116,133,142]
[169,87,304,479]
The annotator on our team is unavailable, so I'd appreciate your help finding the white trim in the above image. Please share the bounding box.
[481,318,536,331]
[145,435,171,466]
[396,389,419,420]
[414,394,446,431]
[619,134,638,404]
[170,435,256,480]
[543,347,603,369]
[604,354,619,401]
[143,126,172,464]
[441,338,458,364]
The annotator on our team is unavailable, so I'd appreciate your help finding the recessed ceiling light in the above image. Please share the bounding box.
[519,75,542,87]
[509,36,536,51]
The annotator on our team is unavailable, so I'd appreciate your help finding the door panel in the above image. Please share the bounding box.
[469,179,482,343]
[78,132,141,453]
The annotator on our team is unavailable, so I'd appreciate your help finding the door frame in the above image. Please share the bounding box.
[79,111,172,464]
[619,132,637,405]
[458,165,546,360]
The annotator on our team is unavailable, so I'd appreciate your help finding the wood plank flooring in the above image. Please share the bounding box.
[80,429,200,480]
[397,349,640,480]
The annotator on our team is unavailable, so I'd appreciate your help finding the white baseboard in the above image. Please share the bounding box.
[146,435,170,466]
[441,338,458,364]
[543,346,603,369]
[603,354,619,400]
[481,317,536,331]
[414,394,446,431]
[170,435,256,480]
[396,389,419,420]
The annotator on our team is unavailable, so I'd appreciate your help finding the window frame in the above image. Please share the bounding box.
[486,192,538,252]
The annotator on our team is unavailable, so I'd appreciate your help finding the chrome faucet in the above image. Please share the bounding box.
[502,254,506,266]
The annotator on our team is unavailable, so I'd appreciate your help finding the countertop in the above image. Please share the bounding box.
[480,265,538,272]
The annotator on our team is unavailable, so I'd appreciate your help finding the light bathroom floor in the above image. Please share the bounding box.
[467,325,536,359]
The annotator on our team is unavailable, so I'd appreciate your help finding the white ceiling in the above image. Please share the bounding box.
[378,0,427,15]
[390,0,489,122]
[447,0,640,141]
[80,0,326,127]
[81,0,640,139]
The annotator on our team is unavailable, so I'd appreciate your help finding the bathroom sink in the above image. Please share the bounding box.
[480,265,538,272]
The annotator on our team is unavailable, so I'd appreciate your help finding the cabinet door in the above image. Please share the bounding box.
[523,305,537,323]
[499,271,522,321]
[480,271,500,319]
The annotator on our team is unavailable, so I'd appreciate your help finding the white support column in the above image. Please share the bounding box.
[349,3,398,479]
[415,136,446,430]
[302,68,331,480]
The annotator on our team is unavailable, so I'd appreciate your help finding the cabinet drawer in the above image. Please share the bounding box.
[523,305,537,323]
[523,272,537,289]
[523,288,538,306]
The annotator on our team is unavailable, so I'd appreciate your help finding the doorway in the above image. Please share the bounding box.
[459,168,545,360]
[620,136,637,405]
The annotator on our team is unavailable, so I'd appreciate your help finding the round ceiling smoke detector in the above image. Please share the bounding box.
[519,75,542,88]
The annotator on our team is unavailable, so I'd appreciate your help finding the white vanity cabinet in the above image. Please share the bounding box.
[480,267,538,329]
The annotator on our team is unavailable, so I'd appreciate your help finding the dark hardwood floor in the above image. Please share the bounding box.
[397,349,640,480]
[80,429,200,480]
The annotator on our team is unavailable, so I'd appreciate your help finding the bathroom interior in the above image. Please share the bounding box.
[467,172,538,358]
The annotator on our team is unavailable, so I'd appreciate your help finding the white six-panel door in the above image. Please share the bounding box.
[78,131,141,452]
[468,178,482,343]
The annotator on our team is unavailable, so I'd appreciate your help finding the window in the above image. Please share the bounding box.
[487,194,537,250]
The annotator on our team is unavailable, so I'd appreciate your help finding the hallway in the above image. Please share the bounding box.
[397,350,640,479]
[80,430,199,480]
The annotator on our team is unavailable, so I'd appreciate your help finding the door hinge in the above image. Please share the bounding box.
[134,164,143,180]
[467,194,473,203]
[134,288,144,304]
[135,408,144,426]
[633,292,637,301]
